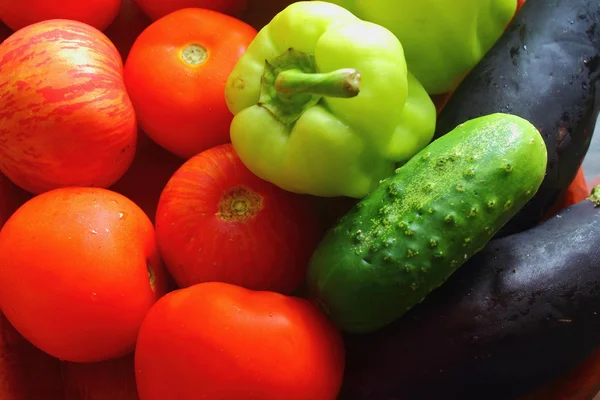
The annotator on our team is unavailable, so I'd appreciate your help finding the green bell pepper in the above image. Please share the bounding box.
[322,0,517,94]
[225,1,436,199]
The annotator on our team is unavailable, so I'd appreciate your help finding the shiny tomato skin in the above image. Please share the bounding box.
[135,282,345,400]
[132,0,248,20]
[0,187,168,363]
[155,143,323,295]
[123,8,256,159]
[0,20,137,195]
[1,0,121,32]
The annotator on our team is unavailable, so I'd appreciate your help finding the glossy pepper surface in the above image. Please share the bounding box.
[225,1,436,199]
[322,0,517,94]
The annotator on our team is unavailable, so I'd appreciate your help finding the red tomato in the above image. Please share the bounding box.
[0,312,64,399]
[124,8,256,159]
[110,131,184,224]
[135,282,345,400]
[0,187,168,363]
[155,143,323,295]
[0,20,137,194]
[104,0,151,61]
[1,0,121,32]
[132,0,249,20]
[517,0,526,12]
[61,353,138,400]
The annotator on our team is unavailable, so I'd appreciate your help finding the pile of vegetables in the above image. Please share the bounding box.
[0,0,599,399]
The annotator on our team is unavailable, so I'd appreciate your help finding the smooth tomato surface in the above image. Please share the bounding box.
[0,187,168,363]
[155,143,323,295]
[135,282,345,400]
[1,0,121,31]
[124,8,256,159]
[0,19,137,194]
[132,0,249,20]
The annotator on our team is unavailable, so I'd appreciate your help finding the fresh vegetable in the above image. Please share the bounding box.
[434,0,600,237]
[226,1,436,198]
[124,8,256,159]
[0,0,121,31]
[135,282,346,400]
[338,187,600,400]
[0,187,168,363]
[155,143,323,295]
[308,113,547,333]
[132,0,249,20]
[322,0,517,94]
[0,19,137,194]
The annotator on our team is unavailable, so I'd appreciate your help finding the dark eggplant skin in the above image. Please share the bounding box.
[338,195,600,400]
[433,0,600,237]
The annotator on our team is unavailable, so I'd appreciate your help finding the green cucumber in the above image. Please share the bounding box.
[307,113,548,334]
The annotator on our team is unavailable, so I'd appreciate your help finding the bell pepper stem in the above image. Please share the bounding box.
[275,68,361,98]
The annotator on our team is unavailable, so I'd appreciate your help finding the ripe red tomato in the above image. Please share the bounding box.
[0,187,168,363]
[517,0,526,12]
[61,353,138,400]
[0,0,121,31]
[155,143,323,295]
[110,131,184,224]
[0,20,137,195]
[132,0,249,20]
[135,282,345,400]
[124,8,256,159]
[1,0,121,32]
[0,312,64,399]
[104,0,151,61]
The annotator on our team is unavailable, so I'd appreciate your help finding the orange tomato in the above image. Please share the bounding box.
[124,8,256,159]
[1,0,121,32]
[517,0,527,12]
[0,187,168,363]
[135,282,345,400]
[542,167,589,221]
[61,353,139,400]
[155,143,323,295]
[0,20,137,194]
[132,0,249,21]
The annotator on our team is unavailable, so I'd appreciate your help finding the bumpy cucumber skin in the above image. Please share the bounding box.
[307,113,548,334]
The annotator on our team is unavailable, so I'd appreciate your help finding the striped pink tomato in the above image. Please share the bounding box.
[0,19,137,194]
